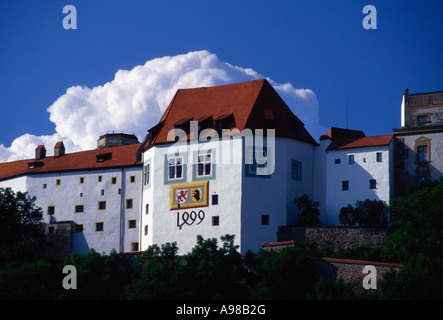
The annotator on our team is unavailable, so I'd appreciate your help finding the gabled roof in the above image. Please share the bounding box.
[0,143,141,181]
[144,79,317,148]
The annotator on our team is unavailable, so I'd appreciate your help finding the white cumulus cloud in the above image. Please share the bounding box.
[0,50,324,162]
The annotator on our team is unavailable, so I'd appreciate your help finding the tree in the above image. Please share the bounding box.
[294,194,322,227]
[339,199,388,227]
[0,188,45,265]
[379,178,443,299]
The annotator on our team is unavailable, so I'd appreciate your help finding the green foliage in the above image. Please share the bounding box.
[0,259,61,300]
[0,188,46,266]
[339,199,388,227]
[379,178,443,299]
[250,246,317,299]
[59,249,136,300]
[294,194,322,227]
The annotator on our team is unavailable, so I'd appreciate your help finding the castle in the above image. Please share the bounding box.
[1,79,442,255]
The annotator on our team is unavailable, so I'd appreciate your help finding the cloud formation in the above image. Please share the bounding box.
[0,50,323,162]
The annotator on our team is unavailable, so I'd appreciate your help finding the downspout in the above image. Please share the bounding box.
[119,167,124,253]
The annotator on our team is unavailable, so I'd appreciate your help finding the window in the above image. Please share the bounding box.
[417,145,429,162]
[56,178,61,187]
[291,160,302,181]
[212,216,220,226]
[79,176,85,184]
[197,153,211,177]
[145,203,149,215]
[101,189,105,196]
[125,198,134,209]
[97,175,103,183]
[130,242,139,252]
[416,114,430,124]
[335,159,341,164]
[74,224,84,233]
[261,215,270,225]
[111,177,117,185]
[370,179,377,189]
[342,180,349,191]
[144,163,150,186]
[376,152,382,162]
[74,204,85,214]
[248,150,268,175]
[47,206,55,216]
[98,200,107,211]
[43,184,47,189]
[212,194,219,205]
[129,175,136,183]
[168,157,183,180]
[348,155,354,164]
[95,222,104,232]
[128,219,137,229]
[144,225,148,236]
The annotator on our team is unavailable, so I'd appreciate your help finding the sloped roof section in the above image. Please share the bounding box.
[0,143,141,181]
[146,79,317,147]
[327,134,393,150]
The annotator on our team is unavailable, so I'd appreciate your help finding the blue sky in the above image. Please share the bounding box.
[1,0,442,161]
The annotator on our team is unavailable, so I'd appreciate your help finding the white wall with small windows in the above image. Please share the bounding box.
[24,166,141,254]
[324,143,394,225]
[141,137,244,254]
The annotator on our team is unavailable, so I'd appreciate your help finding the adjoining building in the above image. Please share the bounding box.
[393,89,443,195]
[1,80,439,255]
[0,133,142,254]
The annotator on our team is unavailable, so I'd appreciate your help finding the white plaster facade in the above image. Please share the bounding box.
[323,144,394,225]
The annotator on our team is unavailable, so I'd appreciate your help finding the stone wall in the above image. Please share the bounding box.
[315,257,403,295]
[277,226,387,251]
[44,221,74,260]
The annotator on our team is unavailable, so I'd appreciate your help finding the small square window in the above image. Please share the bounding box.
[130,175,136,183]
[98,201,107,211]
[342,180,349,191]
[97,175,103,183]
[370,179,377,189]
[261,215,270,225]
[130,242,139,252]
[126,198,134,209]
[75,204,85,214]
[47,206,55,216]
[212,194,219,205]
[75,224,84,233]
[95,222,104,232]
[43,184,47,189]
[56,178,61,186]
[128,219,137,229]
[111,177,117,185]
[79,177,85,184]
[212,216,220,226]
[335,159,341,164]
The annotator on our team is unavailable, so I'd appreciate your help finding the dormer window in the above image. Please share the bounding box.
[96,152,112,163]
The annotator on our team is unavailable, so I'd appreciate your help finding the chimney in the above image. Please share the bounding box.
[54,141,65,158]
[35,145,46,160]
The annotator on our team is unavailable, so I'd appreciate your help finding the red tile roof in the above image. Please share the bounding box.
[144,79,317,149]
[0,143,141,181]
[327,134,393,150]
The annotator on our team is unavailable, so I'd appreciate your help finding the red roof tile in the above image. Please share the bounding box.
[327,134,393,150]
[0,143,141,181]
[145,79,317,148]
